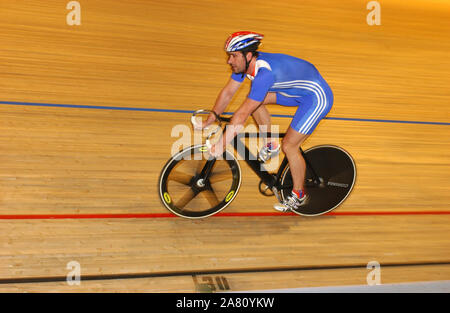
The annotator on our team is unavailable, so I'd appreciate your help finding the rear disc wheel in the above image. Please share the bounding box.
[280,145,356,216]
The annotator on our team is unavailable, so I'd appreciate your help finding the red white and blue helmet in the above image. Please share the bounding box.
[224,31,264,52]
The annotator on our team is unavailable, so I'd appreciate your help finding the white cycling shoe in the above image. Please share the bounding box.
[274,191,308,212]
[258,141,280,163]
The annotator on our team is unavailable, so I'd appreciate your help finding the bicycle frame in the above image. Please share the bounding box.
[232,132,286,190]
[199,115,322,196]
[231,132,322,189]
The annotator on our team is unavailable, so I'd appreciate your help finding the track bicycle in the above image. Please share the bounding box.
[158,110,356,218]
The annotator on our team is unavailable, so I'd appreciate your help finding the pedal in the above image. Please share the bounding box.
[258,180,274,196]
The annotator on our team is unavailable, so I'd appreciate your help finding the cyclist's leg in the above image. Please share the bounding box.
[252,93,277,146]
[252,93,275,125]
[282,127,309,191]
[279,91,333,192]
[251,102,271,144]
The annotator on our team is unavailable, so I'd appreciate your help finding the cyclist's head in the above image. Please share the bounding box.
[224,31,263,75]
[225,31,263,53]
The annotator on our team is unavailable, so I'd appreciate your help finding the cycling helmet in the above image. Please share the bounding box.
[224,31,264,52]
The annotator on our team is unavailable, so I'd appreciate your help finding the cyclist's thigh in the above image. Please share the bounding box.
[275,92,302,107]
[262,92,277,105]
[290,92,332,135]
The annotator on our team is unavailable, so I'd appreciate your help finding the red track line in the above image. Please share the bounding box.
[0,211,449,220]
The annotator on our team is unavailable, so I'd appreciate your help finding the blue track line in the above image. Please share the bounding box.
[1,100,449,126]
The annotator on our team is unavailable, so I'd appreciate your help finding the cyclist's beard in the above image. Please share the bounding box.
[231,61,247,77]
[231,64,244,75]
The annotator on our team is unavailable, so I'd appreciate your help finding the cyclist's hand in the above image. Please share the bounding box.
[192,120,207,131]
[208,142,224,158]
[198,119,213,131]
[192,112,216,130]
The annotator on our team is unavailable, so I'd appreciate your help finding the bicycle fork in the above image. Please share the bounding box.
[195,157,217,189]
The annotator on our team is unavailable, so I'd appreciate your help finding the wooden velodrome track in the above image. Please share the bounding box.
[0,0,449,292]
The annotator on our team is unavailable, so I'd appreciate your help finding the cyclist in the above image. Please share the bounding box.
[201,31,334,212]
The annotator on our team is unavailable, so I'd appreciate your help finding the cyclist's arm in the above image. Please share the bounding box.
[209,97,261,157]
[230,68,274,128]
[204,77,242,126]
[211,69,274,156]
[228,97,262,135]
